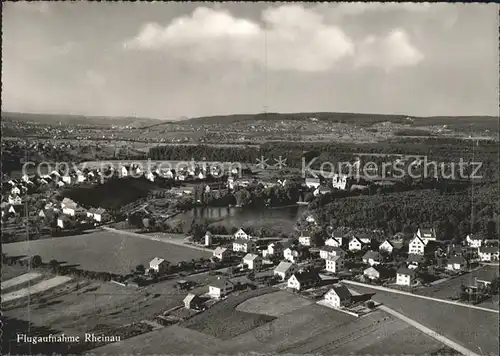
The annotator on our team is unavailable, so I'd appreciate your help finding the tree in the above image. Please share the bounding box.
[135,264,145,274]
[30,255,42,268]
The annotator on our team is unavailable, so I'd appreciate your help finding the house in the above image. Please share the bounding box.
[305,178,321,189]
[324,284,352,308]
[197,172,205,180]
[61,198,77,216]
[319,246,346,260]
[284,247,302,263]
[348,236,363,251]
[8,195,22,205]
[396,267,416,286]
[234,228,251,240]
[57,216,72,229]
[10,186,21,195]
[213,247,230,261]
[407,254,426,269]
[8,205,17,215]
[479,246,499,262]
[379,239,396,254]
[233,239,256,253]
[62,175,72,184]
[362,251,381,266]
[416,228,437,244]
[92,208,107,222]
[145,171,155,182]
[325,255,344,273]
[86,208,96,219]
[208,277,234,299]
[299,230,316,247]
[149,257,169,274]
[466,234,484,249]
[242,253,262,270]
[408,235,426,255]
[204,231,213,246]
[120,166,128,177]
[305,215,316,223]
[263,242,284,258]
[364,266,382,280]
[183,293,203,310]
[76,172,86,183]
[332,174,349,190]
[38,210,46,218]
[446,256,467,271]
[325,237,342,247]
[287,270,321,291]
[274,261,298,281]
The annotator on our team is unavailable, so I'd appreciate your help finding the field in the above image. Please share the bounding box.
[415,265,499,310]
[3,276,73,303]
[87,291,448,355]
[180,287,277,340]
[1,272,43,291]
[1,264,30,281]
[236,290,314,317]
[350,284,499,355]
[2,231,211,275]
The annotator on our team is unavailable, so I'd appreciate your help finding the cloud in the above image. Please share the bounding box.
[124,5,355,72]
[354,29,424,71]
[330,2,433,16]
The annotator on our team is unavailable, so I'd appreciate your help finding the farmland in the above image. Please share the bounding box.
[180,287,277,340]
[2,276,72,303]
[2,231,211,275]
[415,265,500,310]
[236,290,314,317]
[350,284,499,355]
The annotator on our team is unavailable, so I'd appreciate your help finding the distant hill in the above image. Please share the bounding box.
[182,112,498,128]
[1,112,171,128]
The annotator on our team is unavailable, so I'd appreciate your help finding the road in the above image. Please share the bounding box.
[342,279,499,314]
[101,227,214,253]
[347,288,481,356]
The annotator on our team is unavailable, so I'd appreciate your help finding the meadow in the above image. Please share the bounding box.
[2,231,211,275]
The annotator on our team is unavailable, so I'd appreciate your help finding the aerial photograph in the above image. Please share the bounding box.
[1,2,499,355]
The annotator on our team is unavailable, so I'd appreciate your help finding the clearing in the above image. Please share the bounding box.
[2,231,211,275]
[236,290,313,317]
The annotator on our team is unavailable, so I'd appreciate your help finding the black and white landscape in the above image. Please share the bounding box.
[2,2,499,356]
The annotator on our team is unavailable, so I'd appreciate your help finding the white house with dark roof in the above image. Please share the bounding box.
[362,251,381,266]
[299,230,316,247]
[305,178,321,189]
[324,284,352,308]
[242,253,262,270]
[209,277,234,299]
[408,235,426,255]
[233,239,256,253]
[284,247,302,263]
[348,236,363,251]
[274,261,298,281]
[263,242,284,258]
[479,246,499,262]
[396,267,416,286]
[287,270,321,291]
[325,237,342,247]
[379,239,395,254]
[320,246,346,260]
[234,228,251,240]
[325,255,344,273]
[446,256,467,271]
[466,234,484,249]
[416,228,437,245]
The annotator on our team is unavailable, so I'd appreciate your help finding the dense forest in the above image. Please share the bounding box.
[149,138,499,180]
[306,182,499,241]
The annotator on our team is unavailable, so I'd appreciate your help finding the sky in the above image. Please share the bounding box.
[2,2,499,119]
